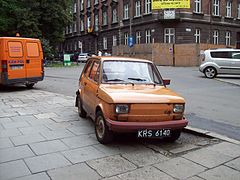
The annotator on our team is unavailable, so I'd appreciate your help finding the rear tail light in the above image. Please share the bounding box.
[2,60,8,72]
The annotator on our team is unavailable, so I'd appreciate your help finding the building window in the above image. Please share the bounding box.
[145,29,151,44]
[103,11,107,25]
[194,29,201,43]
[145,0,151,14]
[94,14,99,31]
[80,0,83,11]
[87,0,91,8]
[135,1,141,17]
[103,37,107,50]
[73,2,77,13]
[87,16,91,32]
[80,20,84,31]
[123,4,129,19]
[164,28,175,43]
[94,0,98,5]
[225,31,231,46]
[194,0,202,13]
[226,1,232,17]
[213,0,220,16]
[74,41,77,51]
[69,24,72,33]
[113,35,117,46]
[136,31,141,44]
[213,30,219,44]
[112,8,117,23]
[238,3,240,19]
[73,21,77,32]
[124,32,129,45]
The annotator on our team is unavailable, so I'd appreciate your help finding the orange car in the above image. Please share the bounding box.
[75,56,188,144]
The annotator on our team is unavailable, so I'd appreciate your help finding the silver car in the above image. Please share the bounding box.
[78,53,90,63]
[199,48,240,78]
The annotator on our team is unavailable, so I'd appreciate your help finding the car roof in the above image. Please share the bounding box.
[89,56,152,63]
[206,48,240,52]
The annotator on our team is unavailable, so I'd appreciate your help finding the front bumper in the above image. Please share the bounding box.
[105,117,188,132]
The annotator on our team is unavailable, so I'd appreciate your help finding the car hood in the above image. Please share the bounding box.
[98,84,185,104]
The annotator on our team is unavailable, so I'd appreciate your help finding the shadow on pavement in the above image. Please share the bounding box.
[0,85,36,93]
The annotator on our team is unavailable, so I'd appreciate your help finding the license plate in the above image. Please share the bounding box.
[137,129,171,138]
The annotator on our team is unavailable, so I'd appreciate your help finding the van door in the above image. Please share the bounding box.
[7,40,26,81]
[25,40,43,80]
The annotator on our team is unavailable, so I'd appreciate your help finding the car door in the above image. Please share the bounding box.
[210,51,232,74]
[82,59,100,117]
[230,51,240,74]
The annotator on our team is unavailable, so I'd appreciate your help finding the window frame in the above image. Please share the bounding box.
[213,0,220,16]
[136,31,141,44]
[225,31,231,46]
[113,35,117,46]
[145,0,151,14]
[164,28,175,44]
[213,30,219,45]
[145,29,151,44]
[102,11,108,26]
[226,1,232,18]
[194,0,202,13]
[135,0,141,17]
[103,37,107,50]
[123,4,129,20]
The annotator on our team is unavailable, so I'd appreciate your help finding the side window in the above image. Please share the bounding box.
[231,52,240,59]
[26,42,39,57]
[8,41,23,57]
[210,51,230,59]
[89,61,100,82]
[83,60,93,77]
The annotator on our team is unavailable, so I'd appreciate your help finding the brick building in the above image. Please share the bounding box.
[60,0,240,55]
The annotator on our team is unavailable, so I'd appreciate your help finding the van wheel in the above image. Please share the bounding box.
[204,67,217,78]
[26,83,35,89]
[95,111,113,144]
[77,96,86,118]
[165,130,181,142]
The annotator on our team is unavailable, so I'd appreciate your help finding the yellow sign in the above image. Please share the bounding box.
[152,0,190,9]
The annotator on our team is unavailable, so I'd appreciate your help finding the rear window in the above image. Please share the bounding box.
[210,51,240,59]
[8,41,23,57]
[27,42,40,57]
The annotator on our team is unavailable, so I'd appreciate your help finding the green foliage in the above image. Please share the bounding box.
[0,0,73,58]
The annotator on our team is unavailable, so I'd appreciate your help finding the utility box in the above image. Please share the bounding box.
[63,54,71,66]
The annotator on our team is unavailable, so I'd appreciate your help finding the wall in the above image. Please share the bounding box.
[112,43,230,66]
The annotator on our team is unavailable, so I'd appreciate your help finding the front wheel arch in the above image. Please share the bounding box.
[203,66,217,78]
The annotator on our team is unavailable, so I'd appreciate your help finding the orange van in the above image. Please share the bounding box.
[0,37,44,88]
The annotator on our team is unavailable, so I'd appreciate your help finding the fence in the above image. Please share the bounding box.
[112,43,230,66]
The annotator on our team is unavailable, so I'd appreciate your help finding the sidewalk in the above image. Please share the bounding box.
[0,89,240,180]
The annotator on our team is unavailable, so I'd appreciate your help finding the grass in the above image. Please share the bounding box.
[45,61,80,67]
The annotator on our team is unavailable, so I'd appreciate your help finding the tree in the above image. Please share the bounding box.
[0,0,73,58]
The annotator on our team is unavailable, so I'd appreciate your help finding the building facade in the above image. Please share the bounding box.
[60,0,240,55]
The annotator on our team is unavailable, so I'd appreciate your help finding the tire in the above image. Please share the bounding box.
[77,96,87,118]
[25,83,35,89]
[165,130,181,142]
[95,111,113,144]
[204,67,217,79]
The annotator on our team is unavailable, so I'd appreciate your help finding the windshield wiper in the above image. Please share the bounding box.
[128,77,146,81]
[106,78,124,82]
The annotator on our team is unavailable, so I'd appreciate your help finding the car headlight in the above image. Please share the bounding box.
[115,104,129,114]
[173,104,184,113]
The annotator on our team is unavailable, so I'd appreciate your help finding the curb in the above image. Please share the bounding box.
[184,126,240,145]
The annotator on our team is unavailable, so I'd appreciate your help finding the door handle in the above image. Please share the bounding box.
[26,60,30,63]
[84,82,87,86]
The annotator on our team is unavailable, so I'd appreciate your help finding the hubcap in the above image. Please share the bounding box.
[205,68,215,78]
[96,116,105,139]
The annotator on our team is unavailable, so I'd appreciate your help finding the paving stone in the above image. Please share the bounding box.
[30,140,69,155]
[206,142,240,158]
[62,146,106,164]
[67,125,95,135]
[0,145,34,163]
[0,117,13,123]
[40,129,74,140]
[183,147,234,168]
[154,157,206,179]
[17,109,40,116]
[26,118,55,126]
[25,153,71,173]
[186,176,205,180]
[0,128,22,138]
[61,135,98,149]
[122,147,169,167]
[14,173,50,180]
[169,144,199,154]
[0,138,13,149]
[2,121,30,129]
[47,163,101,180]
[44,122,73,130]
[19,125,50,135]
[225,157,240,171]
[51,116,78,123]
[199,165,240,180]
[34,112,58,119]
[0,112,18,118]
[118,166,174,180]
[11,115,37,122]
[0,160,31,180]
[87,155,137,177]
[101,177,121,180]
[11,133,46,146]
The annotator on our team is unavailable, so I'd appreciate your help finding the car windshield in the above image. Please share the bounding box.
[102,60,163,85]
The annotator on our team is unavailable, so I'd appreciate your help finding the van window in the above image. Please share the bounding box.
[211,51,240,59]
[8,41,23,57]
[27,42,40,57]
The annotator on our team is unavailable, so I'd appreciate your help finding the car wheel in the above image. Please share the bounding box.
[77,96,87,118]
[25,83,35,89]
[95,111,113,144]
[165,130,181,142]
[204,67,217,79]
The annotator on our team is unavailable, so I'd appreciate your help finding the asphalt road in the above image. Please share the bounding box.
[35,65,240,141]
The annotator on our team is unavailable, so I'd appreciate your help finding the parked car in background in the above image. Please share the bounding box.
[78,53,90,63]
[199,48,240,78]
[75,56,188,144]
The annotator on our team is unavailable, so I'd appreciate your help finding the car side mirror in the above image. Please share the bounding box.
[163,79,171,86]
